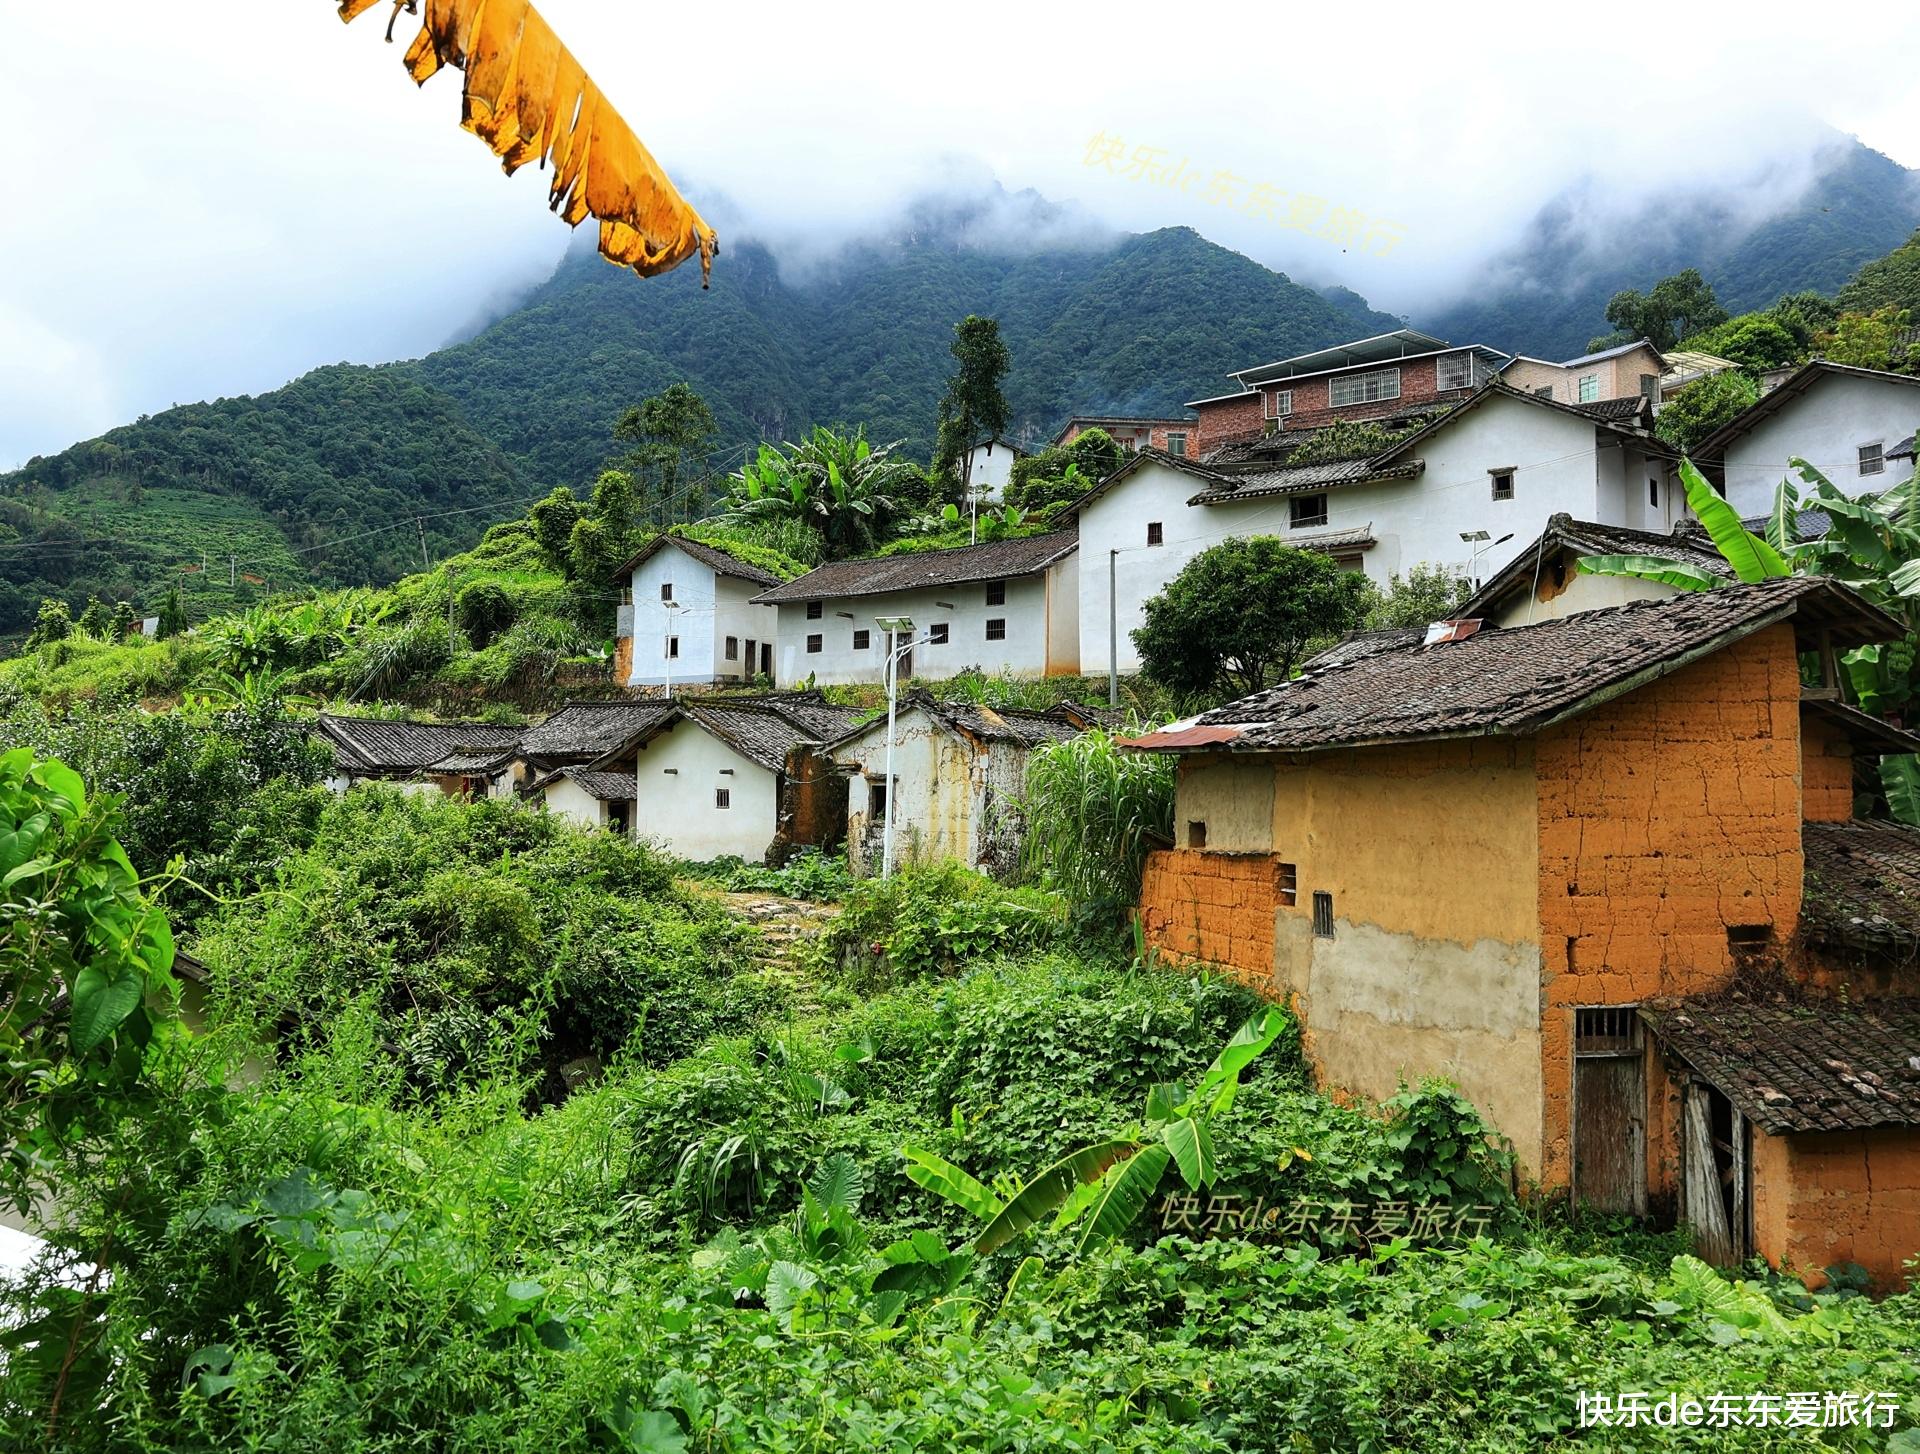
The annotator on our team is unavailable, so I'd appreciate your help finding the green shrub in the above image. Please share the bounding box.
[821,861,1067,989]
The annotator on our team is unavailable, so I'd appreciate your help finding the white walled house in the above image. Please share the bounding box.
[827,695,1081,876]
[1457,515,1734,628]
[314,715,523,797]
[1070,383,1678,677]
[1697,362,1920,516]
[616,536,784,689]
[964,438,1024,503]
[537,768,636,834]
[752,532,1081,687]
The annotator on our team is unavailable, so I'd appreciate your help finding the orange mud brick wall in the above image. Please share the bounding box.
[612,635,634,689]
[1536,624,1806,1189]
[1798,707,1856,823]
[1137,848,1281,990]
[1750,1127,1920,1290]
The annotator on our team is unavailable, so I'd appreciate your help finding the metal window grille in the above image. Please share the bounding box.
[853,630,870,649]
[1329,368,1400,408]
[1291,494,1329,529]
[1147,521,1164,545]
[985,618,1007,641]
[1574,1006,1641,1055]
[805,634,822,653]
[806,600,824,619]
[714,788,731,810]
[1860,442,1885,476]
[985,581,1006,606]
[660,582,674,601]
[1311,891,1334,938]
[930,623,950,644]
[1436,352,1473,391]
[1490,470,1515,501]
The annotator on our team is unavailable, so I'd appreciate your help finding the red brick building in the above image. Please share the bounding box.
[1053,415,1198,457]
[1186,328,1510,454]
[1125,576,1920,1288]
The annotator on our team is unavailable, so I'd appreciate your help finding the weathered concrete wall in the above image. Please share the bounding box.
[1536,625,1805,1189]
[1141,740,1546,1169]
[1750,1126,1920,1290]
[1271,740,1546,1171]
[1799,707,1856,823]
[771,745,846,864]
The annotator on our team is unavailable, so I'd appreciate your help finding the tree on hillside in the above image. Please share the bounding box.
[1133,538,1371,702]
[1816,307,1915,373]
[1655,370,1760,452]
[1837,229,1920,316]
[1365,563,1472,630]
[26,598,72,649]
[932,316,1011,489]
[156,586,190,640]
[613,381,719,523]
[1600,269,1728,352]
[1683,314,1801,373]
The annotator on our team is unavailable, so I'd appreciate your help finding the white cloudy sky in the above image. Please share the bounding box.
[3,0,1918,468]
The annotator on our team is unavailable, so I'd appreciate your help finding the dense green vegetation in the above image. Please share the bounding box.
[1838,228,1920,315]
[6,741,1920,1451]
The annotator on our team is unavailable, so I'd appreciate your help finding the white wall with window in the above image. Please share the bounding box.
[630,719,782,860]
[624,546,780,688]
[1718,370,1920,517]
[766,567,1075,686]
[1076,392,1631,674]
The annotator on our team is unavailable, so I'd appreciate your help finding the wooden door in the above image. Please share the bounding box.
[1682,1081,1748,1266]
[1572,1007,1647,1215]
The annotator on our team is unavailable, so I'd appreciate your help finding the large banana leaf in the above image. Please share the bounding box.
[1890,559,1920,598]
[1075,1144,1173,1254]
[1575,554,1725,592]
[1194,1007,1288,1114]
[1161,1117,1218,1190]
[1678,458,1789,582]
[899,1147,1002,1222]
[975,1139,1141,1253]
[1883,755,1920,827]
[1766,477,1801,554]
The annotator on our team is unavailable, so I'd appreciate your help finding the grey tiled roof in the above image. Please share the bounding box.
[616,533,786,586]
[520,700,674,760]
[557,768,638,803]
[831,692,1080,750]
[1462,515,1733,617]
[424,747,518,775]
[1569,396,1654,424]
[682,704,826,773]
[1639,997,1920,1133]
[317,714,522,773]
[1802,818,1920,958]
[751,531,1078,604]
[1137,577,1893,755]
[1187,459,1424,505]
[1299,627,1426,672]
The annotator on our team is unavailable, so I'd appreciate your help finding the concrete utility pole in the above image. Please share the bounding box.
[417,518,430,570]
[1108,549,1120,708]
[874,616,919,878]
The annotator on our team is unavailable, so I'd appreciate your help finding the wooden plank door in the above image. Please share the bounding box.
[1571,1007,1647,1215]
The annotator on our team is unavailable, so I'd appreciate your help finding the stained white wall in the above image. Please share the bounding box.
[837,714,966,872]
[625,547,780,687]
[770,566,1070,687]
[1078,396,1622,674]
[542,776,611,832]
[966,442,1020,502]
[631,720,782,861]
[1721,372,1920,516]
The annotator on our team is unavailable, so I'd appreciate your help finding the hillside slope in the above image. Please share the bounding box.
[1426,139,1920,358]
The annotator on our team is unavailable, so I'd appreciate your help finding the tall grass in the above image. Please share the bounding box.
[1017,729,1174,914]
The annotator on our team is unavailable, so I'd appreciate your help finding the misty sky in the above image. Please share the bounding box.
[4,0,1919,469]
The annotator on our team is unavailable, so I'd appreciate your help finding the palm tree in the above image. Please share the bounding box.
[720,427,917,559]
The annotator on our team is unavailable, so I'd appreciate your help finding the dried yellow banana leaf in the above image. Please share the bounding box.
[334,0,715,284]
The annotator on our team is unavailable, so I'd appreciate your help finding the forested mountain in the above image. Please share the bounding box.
[416,215,1404,489]
[0,366,524,639]
[1426,139,1920,358]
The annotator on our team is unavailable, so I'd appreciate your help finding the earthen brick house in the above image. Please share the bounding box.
[1126,576,1920,1287]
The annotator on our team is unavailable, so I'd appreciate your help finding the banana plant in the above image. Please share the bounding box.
[901,1007,1288,1257]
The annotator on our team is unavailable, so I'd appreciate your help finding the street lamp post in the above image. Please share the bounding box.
[662,598,681,699]
[1458,530,1514,590]
[873,615,920,878]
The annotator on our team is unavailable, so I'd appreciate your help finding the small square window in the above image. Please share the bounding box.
[985,618,1007,641]
[714,788,731,810]
[853,629,870,650]
[724,636,739,660]
[1490,470,1514,501]
[1276,861,1297,907]
[660,582,674,602]
[1290,494,1328,529]
[929,623,950,645]
[1533,384,1554,398]
[1638,373,1659,399]
[1146,521,1164,546]
[1187,820,1208,849]
[1311,891,1335,939]
[1860,442,1885,476]
[1166,432,1188,457]
[868,781,888,817]
[1577,374,1599,403]
[806,600,824,619]
[1266,388,1294,419]
[806,633,823,653]
[985,581,1006,606]
[664,635,680,659]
